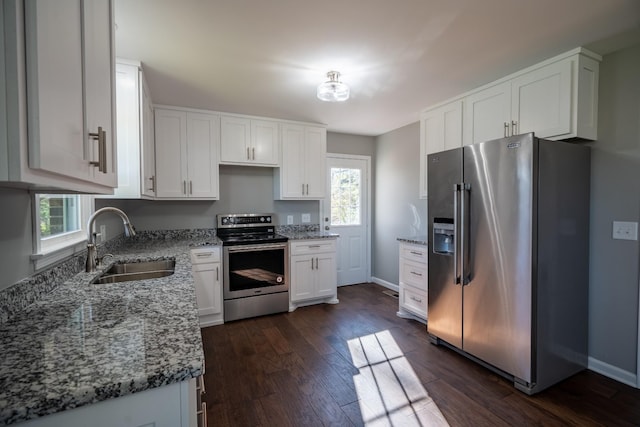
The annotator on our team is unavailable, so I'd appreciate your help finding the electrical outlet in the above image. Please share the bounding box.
[612,221,638,241]
[99,225,106,243]
[301,213,311,223]
[287,215,294,225]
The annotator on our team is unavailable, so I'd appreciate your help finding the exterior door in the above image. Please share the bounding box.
[322,155,370,286]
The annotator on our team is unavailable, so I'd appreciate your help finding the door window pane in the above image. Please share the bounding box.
[331,167,361,226]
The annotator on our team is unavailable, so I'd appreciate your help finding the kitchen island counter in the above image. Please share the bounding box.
[0,235,217,425]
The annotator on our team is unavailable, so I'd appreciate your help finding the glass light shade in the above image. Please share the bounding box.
[317,71,350,102]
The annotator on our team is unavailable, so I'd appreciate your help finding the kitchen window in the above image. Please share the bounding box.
[32,194,93,269]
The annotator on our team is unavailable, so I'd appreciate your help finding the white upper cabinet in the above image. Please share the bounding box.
[105,61,155,199]
[154,107,219,200]
[275,124,327,199]
[220,115,279,166]
[1,0,117,193]
[419,100,462,198]
[462,49,600,146]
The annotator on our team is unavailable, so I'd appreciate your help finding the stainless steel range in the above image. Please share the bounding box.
[217,213,289,322]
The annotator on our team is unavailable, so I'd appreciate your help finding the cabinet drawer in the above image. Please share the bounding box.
[400,286,427,319]
[190,247,221,264]
[399,259,427,291]
[290,239,336,255]
[399,244,427,264]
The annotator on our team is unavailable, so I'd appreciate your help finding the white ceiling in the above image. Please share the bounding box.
[114,0,640,136]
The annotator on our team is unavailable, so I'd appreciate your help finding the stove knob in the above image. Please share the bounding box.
[229,217,235,224]
[222,218,228,224]
[266,216,271,223]
[260,216,265,222]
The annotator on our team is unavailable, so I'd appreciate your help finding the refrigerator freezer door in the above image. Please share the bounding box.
[427,148,463,348]
[461,134,534,383]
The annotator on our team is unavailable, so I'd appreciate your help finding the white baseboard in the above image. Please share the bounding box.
[370,276,399,292]
[588,356,638,388]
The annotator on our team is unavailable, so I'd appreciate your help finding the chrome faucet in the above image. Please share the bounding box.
[86,207,136,272]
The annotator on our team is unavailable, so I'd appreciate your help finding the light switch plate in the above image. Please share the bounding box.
[301,213,311,223]
[287,215,294,225]
[612,221,638,241]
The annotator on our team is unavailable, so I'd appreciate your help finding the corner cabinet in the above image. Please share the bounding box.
[104,60,155,199]
[220,116,279,166]
[289,239,338,309]
[191,247,223,327]
[397,242,427,322]
[154,107,219,199]
[274,124,327,199]
[419,101,462,198]
[463,49,600,146]
[1,0,117,193]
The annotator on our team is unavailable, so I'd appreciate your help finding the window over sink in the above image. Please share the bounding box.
[32,194,94,269]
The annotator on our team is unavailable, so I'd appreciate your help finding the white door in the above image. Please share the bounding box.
[322,155,370,286]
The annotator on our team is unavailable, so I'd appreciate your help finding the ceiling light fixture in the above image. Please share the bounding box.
[317,71,350,102]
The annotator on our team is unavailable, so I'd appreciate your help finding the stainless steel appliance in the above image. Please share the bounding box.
[427,133,590,394]
[217,213,289,322]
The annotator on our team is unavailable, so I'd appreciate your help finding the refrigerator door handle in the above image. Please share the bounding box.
[461,183,471,285]
[453,184,461,285]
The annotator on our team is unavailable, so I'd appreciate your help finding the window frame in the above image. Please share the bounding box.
[31,193,94,270]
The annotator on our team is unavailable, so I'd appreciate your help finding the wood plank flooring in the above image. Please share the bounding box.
[201,283,640,426]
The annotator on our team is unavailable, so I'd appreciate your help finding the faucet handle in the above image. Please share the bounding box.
[97,253,114,266]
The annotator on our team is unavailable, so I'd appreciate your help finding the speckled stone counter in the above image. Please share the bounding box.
[280,231,339,240]
[0,234,219,425]
[397,236,428,246]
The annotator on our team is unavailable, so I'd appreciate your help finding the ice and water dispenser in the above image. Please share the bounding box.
[433,218,454,255]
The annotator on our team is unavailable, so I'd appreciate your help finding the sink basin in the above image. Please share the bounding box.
[92,260,176,284]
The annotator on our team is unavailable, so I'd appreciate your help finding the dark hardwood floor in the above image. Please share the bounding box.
[201,283,640,426]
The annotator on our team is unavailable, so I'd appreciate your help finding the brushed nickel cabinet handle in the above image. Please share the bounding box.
[216,266,219,281]
[302,183,305,195]
[183,180,187,194]
[409,251,423,256]
[511,120,517,135]
[148,175,155,192]
[89,126,106,172]
[411,271,423,277]
[252,147,255,160]
[190,180,193,195]
[247,147,250,160]
[410,296,423,303]
[306,184,309,195]
[503,122,509,137]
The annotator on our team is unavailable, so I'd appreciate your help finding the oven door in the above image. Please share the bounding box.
[223,243,288,299]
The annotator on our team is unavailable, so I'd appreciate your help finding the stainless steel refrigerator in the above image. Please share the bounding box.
[427,133,590,394]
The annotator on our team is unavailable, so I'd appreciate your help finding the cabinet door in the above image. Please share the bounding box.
[193,262,221,316]
[140,73,156,198]
[112,63,140,198]
[220,116,250,163]
[155,109,187,198]
[280,124,305,197]
[186,112,219,199]
[303,126,326,198]
[419,101,462,198]
[315,253,337,298]
[251,120,279,165]
[84,0,116,186]
[511,59,571,139]
[24,0,89,181]
[290,255,315,302]
[463,81,511,146]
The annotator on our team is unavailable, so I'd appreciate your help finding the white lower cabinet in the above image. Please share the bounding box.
[289,239,338,308]
[17,379,199,427]
[190,246,223,327]
[397,242,428,322]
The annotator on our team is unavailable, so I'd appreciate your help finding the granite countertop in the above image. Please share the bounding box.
[397,236,428,246]
[280,231,340,240]
[0,237,217,425]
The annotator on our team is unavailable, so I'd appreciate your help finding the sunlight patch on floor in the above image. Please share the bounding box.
[348,330,449,426]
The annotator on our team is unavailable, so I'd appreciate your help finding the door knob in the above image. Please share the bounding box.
[325,226,330,230]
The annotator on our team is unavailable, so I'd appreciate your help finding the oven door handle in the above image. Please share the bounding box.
[226,243,287,253]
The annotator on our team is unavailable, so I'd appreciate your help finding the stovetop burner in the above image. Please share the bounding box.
[216,213,288,246]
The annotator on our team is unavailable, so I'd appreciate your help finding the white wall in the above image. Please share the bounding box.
[373,122,426,284]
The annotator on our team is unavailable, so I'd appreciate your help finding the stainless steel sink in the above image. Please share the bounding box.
[92,260,176,284]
